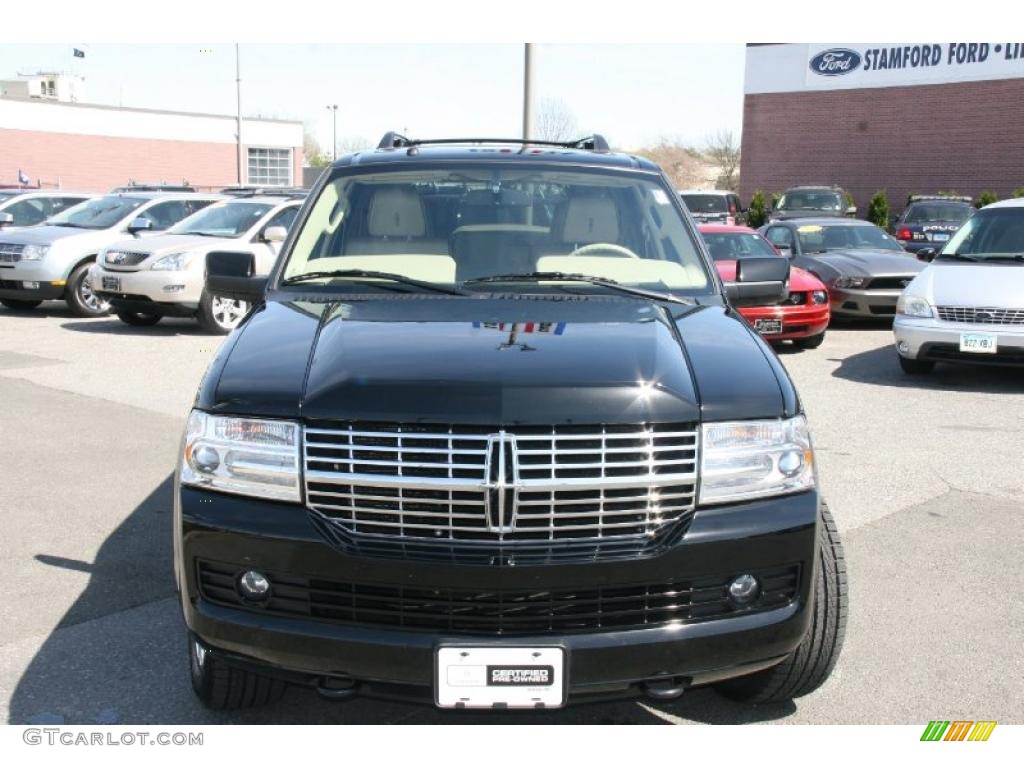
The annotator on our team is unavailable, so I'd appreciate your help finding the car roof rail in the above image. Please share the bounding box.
[907,194,973,204]
[375,133,611,152]
[220,186,308,199]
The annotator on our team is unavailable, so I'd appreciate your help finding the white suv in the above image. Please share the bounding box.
[894,198,1024,373]
[90,195,303,333]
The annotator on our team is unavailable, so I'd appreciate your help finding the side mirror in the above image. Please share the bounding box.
[776,243,794,257]
[206,251,267,303]
[724,256,790,307]
[126,217,152,235]
[916,248,937,263]
[262,225,287,243]
[845,206,857,216]
[0,212,13,228]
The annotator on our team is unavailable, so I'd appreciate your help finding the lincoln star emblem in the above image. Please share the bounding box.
[483,432,520,533]
[107,252,127,264]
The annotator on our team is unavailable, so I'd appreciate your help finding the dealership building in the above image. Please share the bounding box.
[740,43,1024,211]
[0,73,304,191]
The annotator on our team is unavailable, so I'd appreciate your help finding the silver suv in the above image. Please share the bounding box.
[0,192,222,316]
[0,190,94,230]
[90,194,303,333]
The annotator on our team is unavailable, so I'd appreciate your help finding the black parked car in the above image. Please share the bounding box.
[769,185,855,222]
[890,195,974,254]
[176,133,846,712]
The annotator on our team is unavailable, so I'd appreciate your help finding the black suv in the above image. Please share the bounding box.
[769,185,855,222]
[176,133,846,712]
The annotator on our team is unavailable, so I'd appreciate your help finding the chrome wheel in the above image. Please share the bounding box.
[77,273,110,314]
[211,296,248,329]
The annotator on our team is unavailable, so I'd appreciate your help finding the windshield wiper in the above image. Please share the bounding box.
[981,253,1024,262]
[935,253,982,262]
[177,231,225,237]
[280,269,470,296]
[463,271,696,305]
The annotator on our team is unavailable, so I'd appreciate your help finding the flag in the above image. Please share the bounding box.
[18,170,30,185]
[73,48,85,59]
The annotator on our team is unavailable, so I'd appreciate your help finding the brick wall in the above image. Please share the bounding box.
[739,78,1024,212]
[1,127,302,191]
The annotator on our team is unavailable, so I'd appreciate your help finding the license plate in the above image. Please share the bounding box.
[754,318,783,335]
[930,233,950,242]
[436,646,566,709]
[101,276,121,291]
[960,333,997,354]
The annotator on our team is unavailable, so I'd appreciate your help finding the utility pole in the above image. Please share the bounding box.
[235,44,243,184]
[327,104,338,160]
[522,44,534,142]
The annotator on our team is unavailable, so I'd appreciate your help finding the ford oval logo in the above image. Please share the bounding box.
[809,48,862,77]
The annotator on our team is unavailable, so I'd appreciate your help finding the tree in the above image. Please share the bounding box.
[635,138,706,189]
[336,135,372,155]
[747,190,769,228]
[974,190,998,208]
[866,190,889,228]
[303,130,330,167]
[702,130,741,191]
[533,98,579,142]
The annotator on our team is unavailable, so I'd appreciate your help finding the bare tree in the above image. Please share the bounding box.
[702,130,741,190]
[335,135,372,155]
[634,138,706,189]
[533,98,579,142]
[303,129,330,167]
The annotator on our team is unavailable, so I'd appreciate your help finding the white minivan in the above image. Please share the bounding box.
[894,198,1024,373]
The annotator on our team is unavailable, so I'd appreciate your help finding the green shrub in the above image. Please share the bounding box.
[1013,187,1024,198]
[974,190,998,208]
[747,190,769,228]
[866,190,889,228]
[844,191,856,213]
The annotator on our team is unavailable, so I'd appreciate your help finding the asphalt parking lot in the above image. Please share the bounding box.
[1,304,1022,725]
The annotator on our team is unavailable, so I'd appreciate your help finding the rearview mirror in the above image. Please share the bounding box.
[0,212,13,228]
[724,256,790,307]
[916,248,937,263]
[262,225,287,243]
[206,251,267,303]
[126,217,152,235]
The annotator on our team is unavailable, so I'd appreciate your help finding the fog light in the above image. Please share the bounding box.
[192,445,220,473]
[728,574,760,606]
[778,450,803,476]
[238,570,271,600]
[162,284,186,293]
[22,281,40,289]
[897,340,909,354]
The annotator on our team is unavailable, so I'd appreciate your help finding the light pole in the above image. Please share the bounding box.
[235,44,243,184]
[326,104,338,160]
[522,44,534,141]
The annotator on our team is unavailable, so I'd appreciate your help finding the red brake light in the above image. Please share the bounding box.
[896,228,913,240]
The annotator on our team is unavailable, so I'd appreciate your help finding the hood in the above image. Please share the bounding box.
[906,261,1024,307]
[202,297,793,425]
[0,224,99,246]
[771,209,844,221]
[715,260,823,291]
[104,233,234,259]
[806,249,925,277]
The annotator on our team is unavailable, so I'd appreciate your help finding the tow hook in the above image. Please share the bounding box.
[643,677,689,701]
[316,675,359,701]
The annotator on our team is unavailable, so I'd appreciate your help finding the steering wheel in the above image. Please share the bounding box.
[568,242,640,259]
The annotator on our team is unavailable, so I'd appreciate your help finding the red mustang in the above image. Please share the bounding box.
[699,224,830,349]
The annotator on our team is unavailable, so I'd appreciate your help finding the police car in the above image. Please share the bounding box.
[890,195,974,255]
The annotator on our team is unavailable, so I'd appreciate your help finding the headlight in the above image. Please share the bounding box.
[21,244,50,261]
[699,415,815,505]
[831,276,867,289]
[180,410,300,502]
[151,251,193,271]
[896,294,933,318]
[811,290,828,304]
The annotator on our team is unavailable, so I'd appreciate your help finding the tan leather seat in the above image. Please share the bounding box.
[345,186,447,255]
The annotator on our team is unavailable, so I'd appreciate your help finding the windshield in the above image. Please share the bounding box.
[281,166,711,296]
[702,232,777,260]
[681,194,728,213]
[0,192,19,205]
[942,208,1024,258]
[796,223,903,253]
[904,202,973,224]
[46,195,146,230]
[778,190,843,212]
[170,201,274,237]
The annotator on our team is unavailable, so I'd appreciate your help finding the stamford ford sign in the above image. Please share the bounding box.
[809,49,862,76]
[745,43,1024,95]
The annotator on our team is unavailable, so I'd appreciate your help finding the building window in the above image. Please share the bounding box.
[247,147,292,187]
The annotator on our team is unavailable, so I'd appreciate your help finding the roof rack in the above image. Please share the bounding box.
[907,194,973,204]
[376,132,611,152]
[220,186,308,199]
[110,183,196,193]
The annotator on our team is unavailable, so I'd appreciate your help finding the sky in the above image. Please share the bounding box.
[0,44,745,153]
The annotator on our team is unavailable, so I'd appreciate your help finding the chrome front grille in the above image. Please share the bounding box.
[103,250,151,269]
[0,243,24,263]
[937,306,1024,326]
[303,422,698,547]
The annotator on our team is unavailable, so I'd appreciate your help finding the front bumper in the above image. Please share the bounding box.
[0,260,68,300]
[740,303,830,341]
[91,264,204,306]
[830,288,902,318]
[175,484,819,705]
[894,315,1024,366]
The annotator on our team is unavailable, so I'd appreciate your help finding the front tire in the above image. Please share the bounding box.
[65,262,110,317]
[116,311,161,327]
[898,355,935,375]
[189,634,287,711]
[794,332,825,350]
[1,299,42,310]
[715,502,847,704]
[196,290,249,335]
